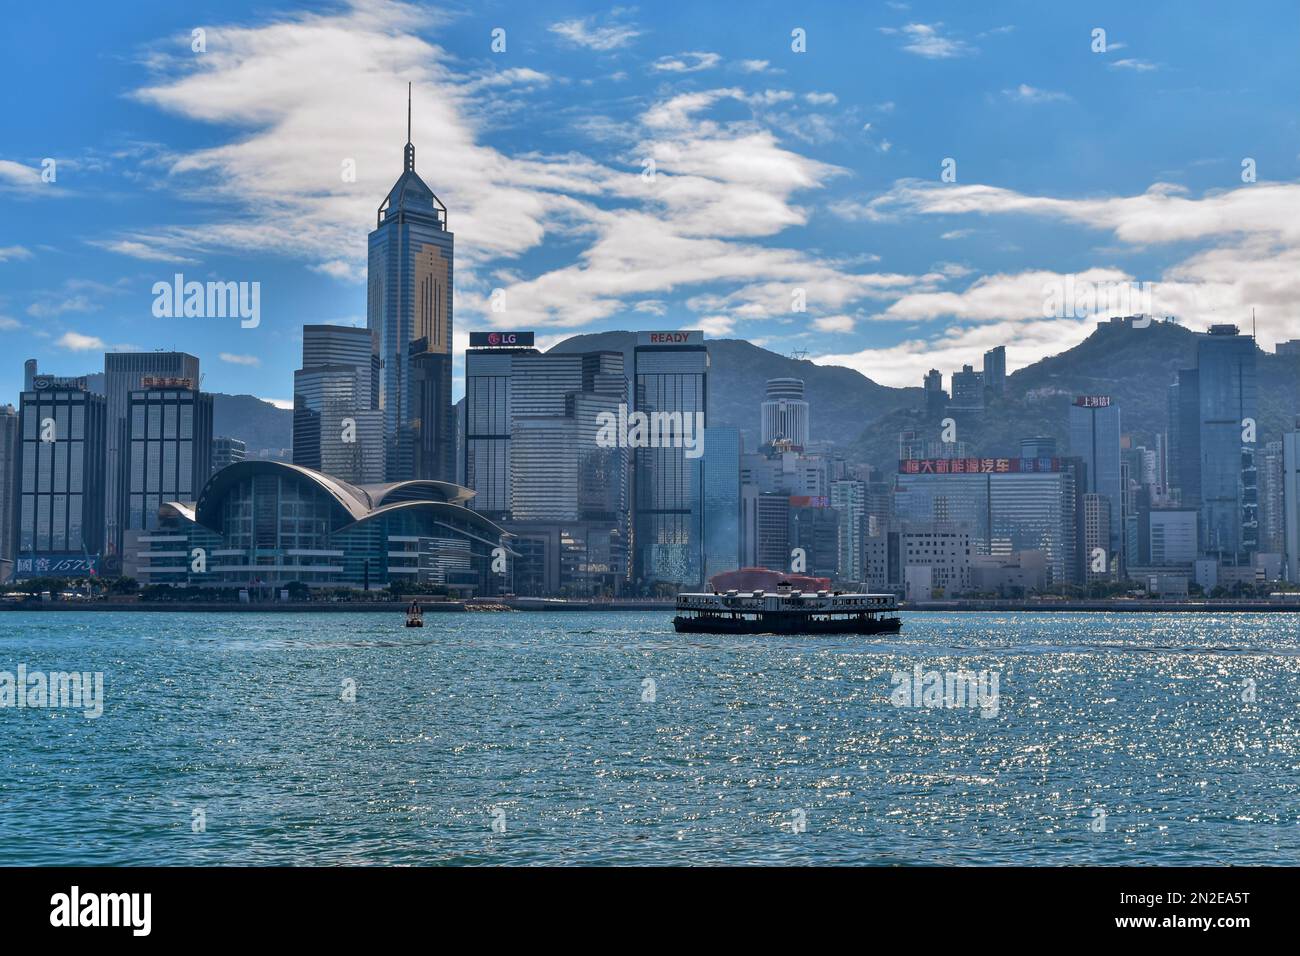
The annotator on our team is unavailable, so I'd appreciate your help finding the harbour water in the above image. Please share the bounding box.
[1,610,1297,865]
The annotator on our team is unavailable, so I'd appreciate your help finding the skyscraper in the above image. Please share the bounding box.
[464,335,539,518]
[103,351,200,559]
[982,345,1007,397]
[1260,440,1286,555]
[1068,396,1123,562]
[760,377,809,448]
[923,368,947,415]
[1193,325,1258,565]
[292,325,384,483]
[124,384,213,533]
[632,330,708,589]
[466,344,629,595]
[0,405,18,580]
[702,426,741,581]
[950,364,984,410]
[830,478,867,582]
[13,374,107,577]
[1283,423,1300,584]
[211,436,246,475]
[368,85,454,482]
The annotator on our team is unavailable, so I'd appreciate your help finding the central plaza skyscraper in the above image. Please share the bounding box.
[367,86,454,482]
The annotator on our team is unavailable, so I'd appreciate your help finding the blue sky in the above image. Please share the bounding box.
[2,0,1297,406]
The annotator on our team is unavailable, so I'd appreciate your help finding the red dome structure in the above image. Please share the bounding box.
[707,567,831,593]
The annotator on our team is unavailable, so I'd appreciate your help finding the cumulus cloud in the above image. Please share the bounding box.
[831,178,1300,348]
[56,331,106,351]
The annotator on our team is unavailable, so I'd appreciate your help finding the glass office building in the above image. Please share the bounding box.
[12,376,107,577]
[632,331,708,589]
[292,324,384,483]
[103,351,200,558]
[1193,325,1258,565]
[125,386,213,533]
[701,426,741,581]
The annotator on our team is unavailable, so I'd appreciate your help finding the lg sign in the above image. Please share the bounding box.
[470,331,534,348]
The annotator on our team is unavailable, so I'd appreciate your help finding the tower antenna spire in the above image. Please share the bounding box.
[404,82,415,172]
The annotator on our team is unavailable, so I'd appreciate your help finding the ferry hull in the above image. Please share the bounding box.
[672,613,901,636]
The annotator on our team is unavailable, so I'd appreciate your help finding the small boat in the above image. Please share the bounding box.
[673,584,901,635]
[405,603,424,628]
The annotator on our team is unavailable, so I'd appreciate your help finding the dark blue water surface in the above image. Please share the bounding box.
[1,610,1297,865]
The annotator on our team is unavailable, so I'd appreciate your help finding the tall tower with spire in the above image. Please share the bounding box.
[367,83,455,482]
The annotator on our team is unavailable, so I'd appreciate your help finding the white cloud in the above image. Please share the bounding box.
[119,3,951,345]
[29,296,94,318]
[89,238,199,263]
[0,159,46,194]
[0,316,22,330]
[837,178,1300,348]
[549,16,641,51]
[56,331,106,351]
[1002,84,1070,103]
[219,352,261,366]
[805,92,838,106]
[696,315,735,336]
[653,52,721,74]
[258,397,294,410]
[813,318,1095,388]
[1110,58,1158,72]
[813,314,854,332]
[882,23,975,59]
[311,259,363,282]
[736,59,771,73]
[0,245,33,261]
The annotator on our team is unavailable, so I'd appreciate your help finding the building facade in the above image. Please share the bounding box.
[12,376,107,578]
[102,352,200,560]
[293,325,385,485]
[125,386,213,534]
[760,377,809,448]
[212,436,247,474]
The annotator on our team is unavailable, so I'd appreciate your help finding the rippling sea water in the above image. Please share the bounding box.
[1,610,1297,866]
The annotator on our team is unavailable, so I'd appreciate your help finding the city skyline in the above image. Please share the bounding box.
[3,0,1299,411]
